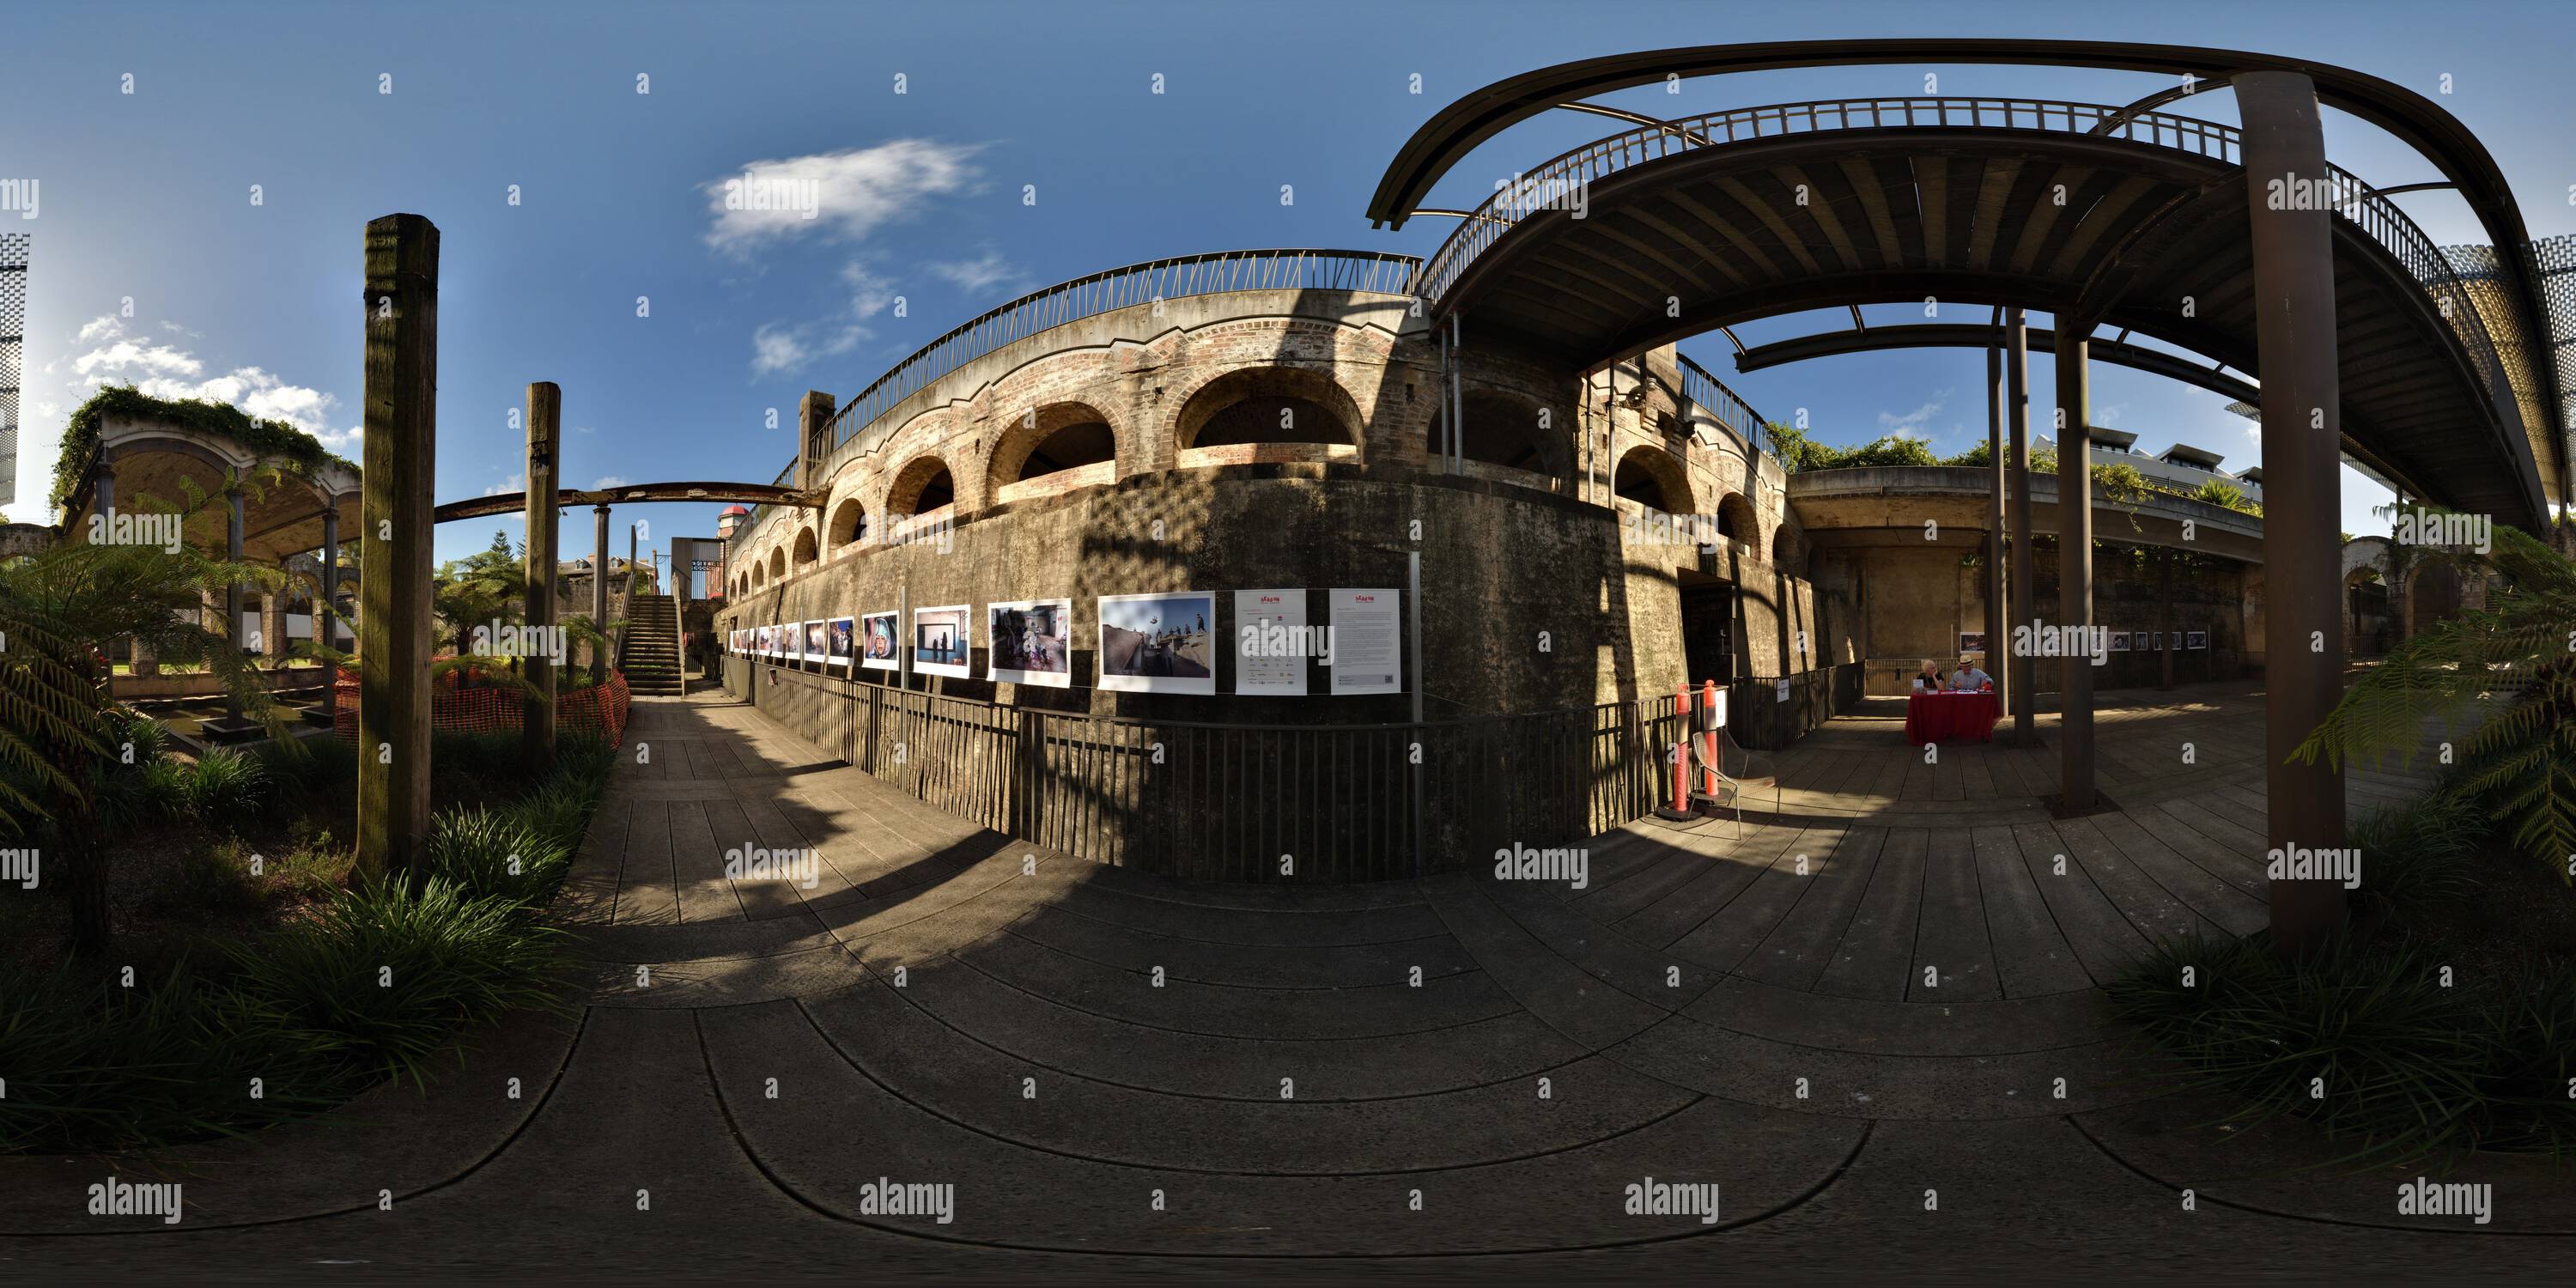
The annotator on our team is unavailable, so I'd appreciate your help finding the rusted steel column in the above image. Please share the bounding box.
[1984,338,2006,708]
[2056,325,2095,812]
[2241,70,2348,954]
[522,381,561,769]
[357,213,438,879]
[2007,309,2035,747]
[320,496,341,650]
[592,504,611,684]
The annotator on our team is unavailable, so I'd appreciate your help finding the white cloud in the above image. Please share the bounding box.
[929,248,1024,296]
[1877,398,1942,439]
[841,258,899,318]
[750,319,865,377]
[484,471,524,497]
[702,140,984,255]
[592,476,629,489]
[66,316,351,447]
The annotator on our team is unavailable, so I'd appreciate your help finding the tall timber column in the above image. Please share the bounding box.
[320,495,341,649]
[1984,339,2006,709]
[225,484,246,719]
[357,213,438,879]
[2056,325,2095,813]
[2240,70,2348,954]
[522,381,561,771]
[2007,309,2036,747]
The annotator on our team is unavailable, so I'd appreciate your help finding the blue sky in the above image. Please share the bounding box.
[5,0,2570,565]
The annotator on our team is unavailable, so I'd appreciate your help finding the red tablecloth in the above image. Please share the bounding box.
[1905,690,1999,744]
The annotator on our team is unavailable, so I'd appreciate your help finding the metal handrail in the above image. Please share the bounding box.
[1411,94,2530,432]
[1674,352,1768,450]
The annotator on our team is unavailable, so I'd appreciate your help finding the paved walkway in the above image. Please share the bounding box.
[6,686,2570,1277]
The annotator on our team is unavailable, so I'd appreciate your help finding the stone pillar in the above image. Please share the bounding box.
[225,485,247,718]
[1984,339,2006,702]
[801,391,836,556]
[131,639,159,677]
[357,213,439,880]
[2241,70,2348,954]
[2007,309,2035,747]
[592,504,611,684]
[92,459,116,541]
[2056,327,2095,812]
[523,382,561,769]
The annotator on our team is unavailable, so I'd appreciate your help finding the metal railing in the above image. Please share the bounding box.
[1675,352,1768,450]
[763,672,1686,883]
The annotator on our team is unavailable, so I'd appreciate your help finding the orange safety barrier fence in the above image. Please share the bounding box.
[333,666,630,750]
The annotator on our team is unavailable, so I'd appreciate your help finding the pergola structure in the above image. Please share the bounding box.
[64,410,361,721]
[1374,40,2569,952]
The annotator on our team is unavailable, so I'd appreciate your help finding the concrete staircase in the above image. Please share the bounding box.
[620,592,684,696]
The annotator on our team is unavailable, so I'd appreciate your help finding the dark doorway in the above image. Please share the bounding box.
[1679,580,1735,687]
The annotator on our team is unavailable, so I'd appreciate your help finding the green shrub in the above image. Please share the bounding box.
[167,838,268,915]
[225,875,574,1089]
[2110,933,2576,1164]
[184,748,272,829]
[95,757,187,835]
[2349,794,2486,916]
[0,960,350,1152]
[421,806,572,905]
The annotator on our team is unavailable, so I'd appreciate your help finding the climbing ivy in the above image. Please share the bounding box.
[49,385,353,512]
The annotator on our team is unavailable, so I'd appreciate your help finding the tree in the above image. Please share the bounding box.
[0,477,289,956]
[2293,515,2576,878]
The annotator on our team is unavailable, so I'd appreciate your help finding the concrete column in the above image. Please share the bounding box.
[357,213,439,880]
[225,485,247,718]
[2056,326,2095,812]
[2006,309,2035,747]
[523,382,561,769]
[261,567,288,666]
[320,498,342,651]
[131,639,158,677]
[2240,70,2348,954]
[1984,340,2006,701]
[592,504,611,684]
[799,390,835,492]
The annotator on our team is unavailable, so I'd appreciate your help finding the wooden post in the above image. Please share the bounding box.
[592,504,611,684]
[356,213,438,879]
[523,381,561,769]
[2057,326,2096,813]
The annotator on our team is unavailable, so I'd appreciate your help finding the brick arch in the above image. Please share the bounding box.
[1173,366,1366,453]
[987,399,1121,496]
[792,525,818,567]
[767,546,786,580]
[886,453,958,519]
[827,495,870,550]
[1611,445,1694,515]
[1768,521,1801,568]
[1716,492,1763,561]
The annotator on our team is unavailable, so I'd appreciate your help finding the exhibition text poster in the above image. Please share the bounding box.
[1327,587,1400,696]
[1234,588,1309,696]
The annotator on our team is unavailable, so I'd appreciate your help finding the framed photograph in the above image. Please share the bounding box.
[1957,630,1987,656]
[1097,591,1215,695]
[803,620,828,665]
[2109,631,2131,652]
[754,625,771,658]
[988,598,1073,687]
[780,621,803,662]
[825,617,855,670]
[913,604,973,677]
[2186,630,2208,650]
[860,611,900,671]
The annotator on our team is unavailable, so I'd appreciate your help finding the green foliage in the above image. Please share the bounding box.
[2188,478,2263,516]
[2108,933,2576,1165]
[2293,517,2576,878]
[52,384,350,512]
[183,747,274,830]
[226,875,575,1091]
[2348,795,2486,916]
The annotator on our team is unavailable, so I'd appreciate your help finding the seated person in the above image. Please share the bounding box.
[1949,659,1994,691]
[1911,659,1944,692]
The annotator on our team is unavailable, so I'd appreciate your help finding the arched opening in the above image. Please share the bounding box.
[768,547,786,580]
[827,497,870,550]
[1176,368,1361,451]
[751,562,767,589]
[1716,493,1763,560]
[888,455,957,518]
[1612,446,1691,514]
[2345,567,2391,655]
[1425,391,1563,477]
[793,526,818,567]
[2407,561,2464,636]
[991,403,1117,493]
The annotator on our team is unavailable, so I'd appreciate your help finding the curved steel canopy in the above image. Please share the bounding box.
[434,481,813,525]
